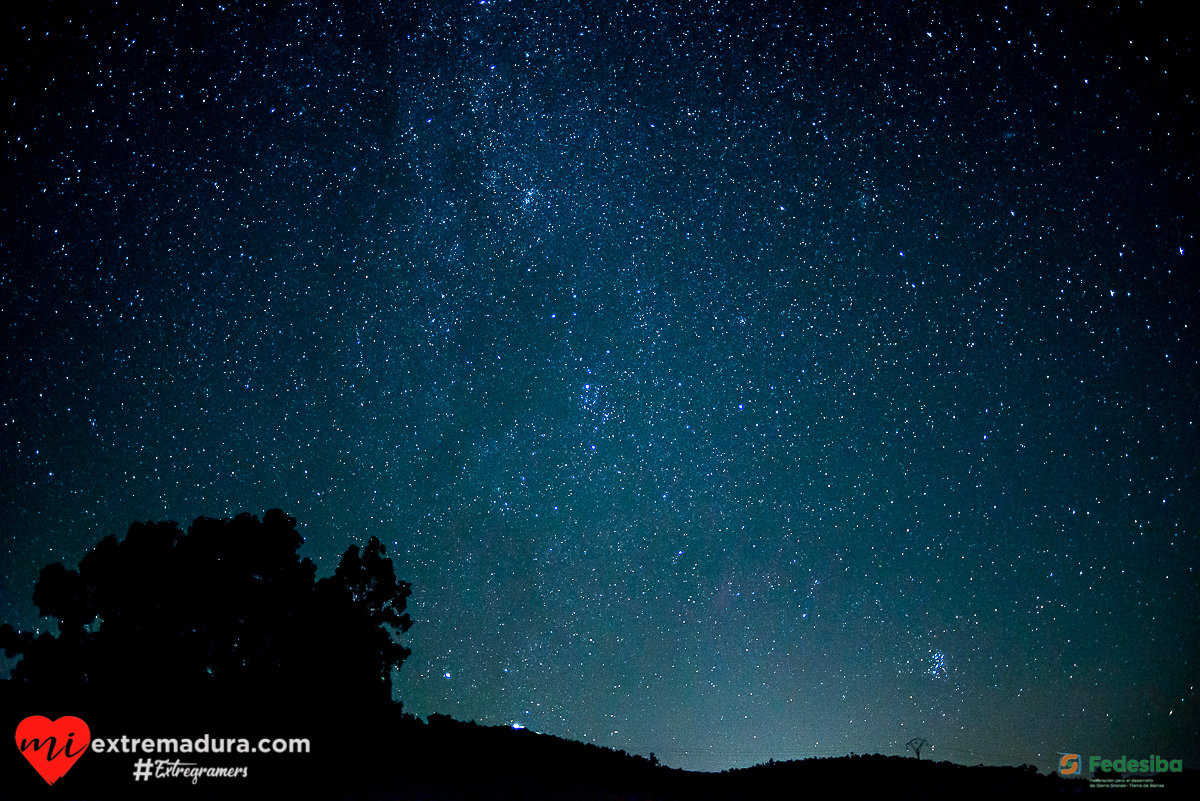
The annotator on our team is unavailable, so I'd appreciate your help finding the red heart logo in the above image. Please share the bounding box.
[15,715,91,785]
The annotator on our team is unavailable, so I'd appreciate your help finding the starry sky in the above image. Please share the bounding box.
[2,0,1196,774]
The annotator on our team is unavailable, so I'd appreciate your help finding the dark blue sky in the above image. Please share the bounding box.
[2,0,1195,772]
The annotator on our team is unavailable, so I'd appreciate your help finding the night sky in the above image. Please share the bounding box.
[2,0,1196,774]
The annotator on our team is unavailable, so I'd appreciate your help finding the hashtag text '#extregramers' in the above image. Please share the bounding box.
[133,758,250,784]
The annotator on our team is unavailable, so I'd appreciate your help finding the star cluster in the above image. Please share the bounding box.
[2,0,1195,772]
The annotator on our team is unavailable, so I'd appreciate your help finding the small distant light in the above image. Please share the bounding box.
[444,672,451,679]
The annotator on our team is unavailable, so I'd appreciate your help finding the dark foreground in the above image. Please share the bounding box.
[4,695,1195,800]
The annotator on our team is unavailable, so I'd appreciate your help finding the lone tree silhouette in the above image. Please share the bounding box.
[0,509,412,716]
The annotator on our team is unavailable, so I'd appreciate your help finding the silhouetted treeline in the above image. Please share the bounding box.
[1,509,415,799]
[2,509,410,714]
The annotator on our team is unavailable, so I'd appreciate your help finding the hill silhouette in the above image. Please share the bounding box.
[361,717,1198,800]
[14,704,1193,800]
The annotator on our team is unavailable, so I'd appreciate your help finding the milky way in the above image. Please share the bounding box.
[2,0,1195,772]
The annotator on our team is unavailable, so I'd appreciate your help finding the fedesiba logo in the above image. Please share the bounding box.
[1059,749,1184,776]
[1088,754,1183,774]
[1058,753,1080,775]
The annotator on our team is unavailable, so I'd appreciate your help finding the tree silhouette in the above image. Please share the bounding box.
[313,534,413,705]
[0,509,412,717]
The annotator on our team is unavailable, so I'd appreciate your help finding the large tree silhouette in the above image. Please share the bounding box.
[0,509,412,716]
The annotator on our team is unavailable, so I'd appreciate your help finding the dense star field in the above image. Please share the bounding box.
[2,0,1195,773]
